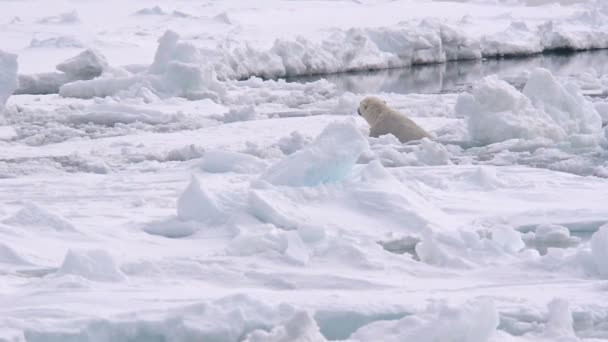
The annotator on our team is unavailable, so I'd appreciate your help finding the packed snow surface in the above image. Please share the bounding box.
[3,0,608,341]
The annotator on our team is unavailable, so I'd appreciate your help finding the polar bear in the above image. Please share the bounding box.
[358,96,430,143]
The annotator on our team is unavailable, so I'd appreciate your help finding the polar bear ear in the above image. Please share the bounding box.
[382,99,387,104]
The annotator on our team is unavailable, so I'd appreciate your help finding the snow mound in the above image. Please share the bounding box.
[350,299,498,342]
[244,311,326,342]
[261,120,368,186]
[56,249,126,282]
[201,150,267,174]
[591,224,608,278]
[176,176,226,223]
[0,50,18,112]
[3,202,77,232]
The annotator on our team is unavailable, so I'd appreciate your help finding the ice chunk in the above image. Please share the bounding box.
[470,166,503,190]
[248,189,300,230]
[0,243,32,265]
[134,6,166,16]
[284,231,310,265]
[591,224,608,278]
[491,226,524,253]
[523,68,601,136]
[243,311,326,342]
[351,299,498,342]
[226,229,287,257]
[200,150,267,174]
[56,49,108,79]
[545,299,576,339]
[0,125,17,141]
[277,131,311,155]
[37,11,80,24]
[261,120,368,186]
[149,30,183,74]
[144,219,199,239]
[413,138,450,166]
[29,35,84,48]
[68,103,173,125]
[15,72,72,95]
[525,224,580,255]
[456,75,564,145]
[223,105,256,123]
[415,233,452,266]
[3,202,77,232]
[56,249,126,282]
[176,176,226,223]
[0,50,18,112]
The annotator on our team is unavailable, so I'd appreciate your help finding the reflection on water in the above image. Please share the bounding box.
[286,50,608,94]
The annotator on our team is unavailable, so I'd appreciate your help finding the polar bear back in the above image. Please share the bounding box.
[371,109,429,142]
[359,96,430,143]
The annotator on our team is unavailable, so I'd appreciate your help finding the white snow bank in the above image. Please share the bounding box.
[0,50,18,112]
[201,150,267,174]
[261,120,367,186]
[591,224,608,278]
[457,69,601,145]
[56,249,126,282]
[350,299,498,342]
[3,202,77,232]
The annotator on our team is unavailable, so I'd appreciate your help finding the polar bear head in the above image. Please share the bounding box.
[358,96,387,126]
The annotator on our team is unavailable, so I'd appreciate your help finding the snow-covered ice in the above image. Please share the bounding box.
[3,0,608,341]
